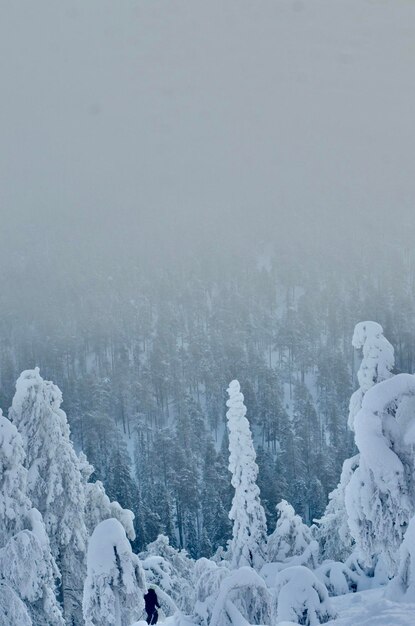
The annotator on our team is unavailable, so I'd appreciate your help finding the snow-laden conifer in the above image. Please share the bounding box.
[83,518,145,626]
[9,368,88,624]
[317,321,395,562]
[267,500,318,568]
[345,373,415,576]
[84,480,136,541]
[0,526,64,626]
[274,565,336,625]
[0,408,31,545]
[226,379,267,570]
[209,566,272,626]
[0,409,64,624]
[140,534,194,614]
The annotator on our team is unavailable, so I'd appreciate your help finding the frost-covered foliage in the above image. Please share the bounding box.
[140,534,194,614]
[348,321,394,432]
[274,566,336,625]
[0,408,64,624]
[140,555,181,617]
[84,480,136,541]
[317,321,395,564]
[193,558,230,625]
[83,518,145,626]
[345,373,415,576]
[226,380,267,570]
[0,581,32,626]
[0,525,64,625]
[209,566,272,626]
[386,515,415,602]
[315,455,359,562]
[315,560,360,596]
[0,408,31,546]
[9,368,88,623]
[9,369,87,552]
[267,500,318,569]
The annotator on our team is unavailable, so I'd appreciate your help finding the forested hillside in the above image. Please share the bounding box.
[1,235,414,556]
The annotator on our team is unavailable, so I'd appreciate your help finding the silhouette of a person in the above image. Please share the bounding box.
[144,588,160,625]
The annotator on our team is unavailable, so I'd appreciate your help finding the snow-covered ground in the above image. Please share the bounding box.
[329,588,415,626]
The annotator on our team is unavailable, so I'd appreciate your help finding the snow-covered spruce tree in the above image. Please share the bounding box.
[9,369,88,624]
[0,409,64,624]
[274,565,336,625]
[209,567,272,626]
[316,321,394,562]
[82,518,145,626]
[79,451,136,542]
[345,373,415,577]
[267,499,318,568]
[139,534,194,614]
[226,379,267,570]
[193,558,230,626]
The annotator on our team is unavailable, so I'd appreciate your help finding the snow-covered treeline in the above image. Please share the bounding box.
[3,320,415,624]
[1,243,415,557]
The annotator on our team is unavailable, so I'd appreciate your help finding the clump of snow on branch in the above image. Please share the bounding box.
[226,379,267,570]
[83,518,145,626]
[274,566,336,625]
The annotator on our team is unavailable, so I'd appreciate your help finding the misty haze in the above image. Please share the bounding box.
[1,2,415,625]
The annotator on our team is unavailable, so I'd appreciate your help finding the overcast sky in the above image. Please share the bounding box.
[1,0,414,263]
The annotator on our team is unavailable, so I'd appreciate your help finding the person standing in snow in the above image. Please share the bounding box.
[144,587,160,625]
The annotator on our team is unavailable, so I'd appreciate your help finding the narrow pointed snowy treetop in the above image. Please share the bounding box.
[226,379,267,570]
[348,321,394,431]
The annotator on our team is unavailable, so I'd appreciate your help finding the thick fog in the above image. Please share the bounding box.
[1,0,414,269]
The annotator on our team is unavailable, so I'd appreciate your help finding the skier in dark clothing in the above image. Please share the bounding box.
[144,588,160,625]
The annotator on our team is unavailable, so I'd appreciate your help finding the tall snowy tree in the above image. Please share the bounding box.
[345,374,415,576]
[83,518,145,626]
[225,379,267,570]
[317,321,395,562]
[0,409,64,624]
[9,368,88,624]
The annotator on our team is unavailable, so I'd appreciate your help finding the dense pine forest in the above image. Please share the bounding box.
[1,230,414,557]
